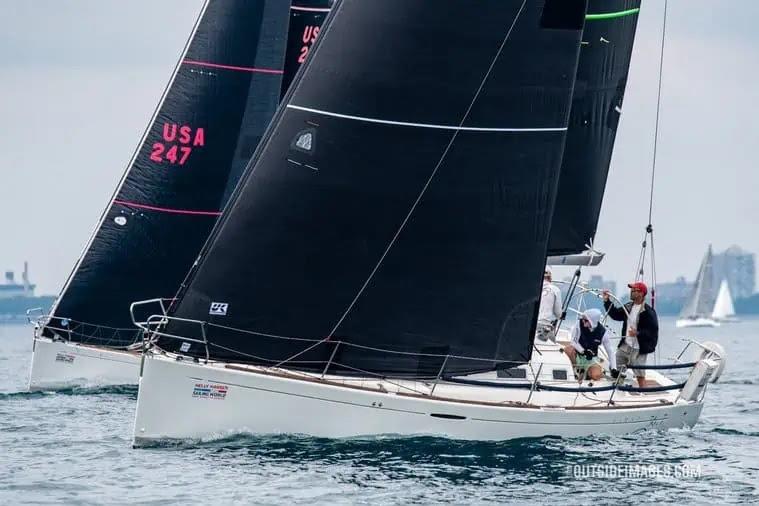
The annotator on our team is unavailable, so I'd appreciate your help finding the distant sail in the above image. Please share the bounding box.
[547,0,641,255]
[680,246,718,319]
[42,0,295,346]
[161,0,587,377]
[711,279,736,320]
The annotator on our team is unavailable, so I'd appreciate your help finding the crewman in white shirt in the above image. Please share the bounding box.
[536,267,562,341]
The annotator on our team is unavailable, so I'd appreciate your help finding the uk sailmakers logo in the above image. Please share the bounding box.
[209,302,228,316]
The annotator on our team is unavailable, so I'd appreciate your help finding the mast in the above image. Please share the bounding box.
[161,0,587,377]
[547,0,641,255]
[42,0,295,346]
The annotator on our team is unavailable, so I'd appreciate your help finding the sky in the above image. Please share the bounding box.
[0,0,757,295]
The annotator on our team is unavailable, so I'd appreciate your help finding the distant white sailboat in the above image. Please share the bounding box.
[676,246,720,328]
[712,279,739,323]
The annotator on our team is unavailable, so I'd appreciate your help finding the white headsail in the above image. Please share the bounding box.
[712,279,736,321]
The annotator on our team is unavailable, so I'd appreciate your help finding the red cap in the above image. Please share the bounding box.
[628,281,648,296]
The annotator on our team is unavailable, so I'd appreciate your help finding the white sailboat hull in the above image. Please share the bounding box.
[29,337,141,391]
[133,353,704,445]
[675,317,720,329]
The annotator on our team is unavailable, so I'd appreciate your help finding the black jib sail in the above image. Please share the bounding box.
[162,0,587,377]
[547,0,641,255]
[43,0,303,346]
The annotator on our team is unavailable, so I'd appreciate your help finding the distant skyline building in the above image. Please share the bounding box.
[586,275,617,299]
[653,276,692,314]
[712,245,755,299]
[0,262,35,299]
[547,244,756,316]
[555,274,616,313]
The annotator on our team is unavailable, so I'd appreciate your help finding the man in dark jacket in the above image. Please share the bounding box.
[602,281,658,387]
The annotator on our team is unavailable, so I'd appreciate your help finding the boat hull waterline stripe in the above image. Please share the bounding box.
[285,105,568,132]
[183,59,284,75]
[113,200,222,217]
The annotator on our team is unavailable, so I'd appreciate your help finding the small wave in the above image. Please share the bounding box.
[134,431,571,452]
[0,384,137,400]
[716,379,756,385]
[133,430,594,481]
[0,390,51,400]
[710,427,759,437]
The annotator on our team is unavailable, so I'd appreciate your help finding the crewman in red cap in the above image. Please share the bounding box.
[602,281,659,388]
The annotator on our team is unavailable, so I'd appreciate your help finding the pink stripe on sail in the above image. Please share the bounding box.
[183,59,284,75]
[113,200,222,216]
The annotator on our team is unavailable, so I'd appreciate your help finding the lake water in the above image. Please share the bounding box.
[1,317,757,504]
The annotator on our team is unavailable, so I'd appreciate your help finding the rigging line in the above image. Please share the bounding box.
[649,230,658,362]
[634,228,647,281]
[112,200,222,217]
[325,0,529,340]
[648,0,668,225]
[183,59,284,75]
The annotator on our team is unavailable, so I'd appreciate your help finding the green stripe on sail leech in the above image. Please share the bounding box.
[585,8,640,21]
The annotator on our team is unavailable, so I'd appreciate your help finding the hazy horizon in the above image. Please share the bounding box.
[1,1,757,295]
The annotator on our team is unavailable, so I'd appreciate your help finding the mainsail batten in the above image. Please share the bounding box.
[162,0,587,377]
[547,0,641,256]
[43,0,310,345]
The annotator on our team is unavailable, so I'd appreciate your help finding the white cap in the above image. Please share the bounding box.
[544,266,552,276]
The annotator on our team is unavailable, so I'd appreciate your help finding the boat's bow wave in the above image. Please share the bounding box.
[0,384,137,400]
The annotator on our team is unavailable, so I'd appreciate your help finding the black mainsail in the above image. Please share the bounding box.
[42,0,318,346]
[161,0,587,377]
[547,1,641,255]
